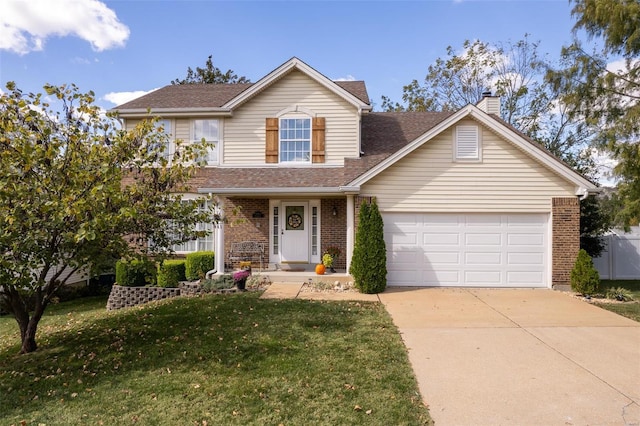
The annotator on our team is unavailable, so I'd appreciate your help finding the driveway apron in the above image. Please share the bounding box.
[379,288,640,426]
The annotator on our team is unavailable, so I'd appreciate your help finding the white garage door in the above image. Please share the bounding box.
[384,213,548,287]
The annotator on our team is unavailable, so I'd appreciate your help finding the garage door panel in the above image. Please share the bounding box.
[508,234,544,246]
[423,233,460,245]
[425,252,460,264]
[507,271,545,285]
[465,270,502,284]
[388,270,422,286]
[384,213,548,288]
[388,249,419,265]
[423,270,460,285]
[466,233,501,245]
[508,252,544,265]
[385,231,418,245]
[466,252,502,265]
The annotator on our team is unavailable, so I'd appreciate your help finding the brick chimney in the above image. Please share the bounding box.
[476,91,500,115]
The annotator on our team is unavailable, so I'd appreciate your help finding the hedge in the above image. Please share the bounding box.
[157,259,186,288]
[185,251,215,281]
[115,258,157,287]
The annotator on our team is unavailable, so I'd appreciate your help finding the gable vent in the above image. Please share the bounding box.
[455,125,480,160]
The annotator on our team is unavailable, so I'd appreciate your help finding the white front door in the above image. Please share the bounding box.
[280,202,309,263]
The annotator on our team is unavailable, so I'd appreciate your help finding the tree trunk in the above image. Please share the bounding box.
[6,287,46,354]
[20,319,38,354]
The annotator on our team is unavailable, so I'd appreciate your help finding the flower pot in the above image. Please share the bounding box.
[315,264,325,275]
[236,278,247,291]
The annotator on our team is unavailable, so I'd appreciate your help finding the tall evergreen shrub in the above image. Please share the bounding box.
[350,199,387,294]
[570,249,600,296]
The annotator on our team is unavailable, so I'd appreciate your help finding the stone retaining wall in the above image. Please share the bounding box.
[106,285,181,310]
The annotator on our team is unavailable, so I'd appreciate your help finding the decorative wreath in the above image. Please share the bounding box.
[287,213,302,229]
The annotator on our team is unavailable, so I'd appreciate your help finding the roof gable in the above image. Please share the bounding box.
[222,57,371,111]
[348,104,597,193]
[111,58,370,115]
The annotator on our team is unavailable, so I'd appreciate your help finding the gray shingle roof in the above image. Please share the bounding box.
[113,81,369,111]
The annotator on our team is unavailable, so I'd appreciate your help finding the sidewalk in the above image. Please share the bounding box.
[260,282,380,302]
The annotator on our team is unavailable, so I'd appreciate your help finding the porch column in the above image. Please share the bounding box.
[346,194,355,273]
[215,212,225,275]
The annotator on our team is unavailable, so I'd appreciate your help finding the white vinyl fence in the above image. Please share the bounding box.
[593,228,640,280]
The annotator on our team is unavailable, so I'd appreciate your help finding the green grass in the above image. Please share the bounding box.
[0,294,431,425]
[593,280,640,322]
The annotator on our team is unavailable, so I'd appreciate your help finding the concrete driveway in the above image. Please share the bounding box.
[379,288,640,426]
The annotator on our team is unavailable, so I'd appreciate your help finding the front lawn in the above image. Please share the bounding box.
[593,280,640,322]
[0,294,431,425]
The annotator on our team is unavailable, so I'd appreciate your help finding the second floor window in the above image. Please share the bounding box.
[280,118,311,163]
[193,119,219,165]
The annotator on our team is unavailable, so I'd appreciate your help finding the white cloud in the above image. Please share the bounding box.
[103,89,159,106]
[0,0,129,55]
[334,75,356,81]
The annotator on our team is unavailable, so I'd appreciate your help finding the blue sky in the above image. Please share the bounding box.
[1,0,579,111]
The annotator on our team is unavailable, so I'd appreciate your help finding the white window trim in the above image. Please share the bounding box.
[191,119,221,166]
[170,194,215,254]
[278,114,312,165]
[146,119,175,165]
[454,125,482,162]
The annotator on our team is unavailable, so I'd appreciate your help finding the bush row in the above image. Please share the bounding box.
[115,251,215,287]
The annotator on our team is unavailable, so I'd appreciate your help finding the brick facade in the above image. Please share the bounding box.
[551,197,580,288]
[222,197,269,269]
[320,199,347,269]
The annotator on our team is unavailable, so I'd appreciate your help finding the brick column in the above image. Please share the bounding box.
[551,197,580,289]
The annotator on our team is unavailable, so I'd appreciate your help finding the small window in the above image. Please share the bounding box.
[455,125,480,161]
[280,118,311,163]
[193,119,219,165]
[149,119,173,161]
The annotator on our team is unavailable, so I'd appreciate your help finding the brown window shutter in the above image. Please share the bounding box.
[265,118,278,163]
[312,117,325,163]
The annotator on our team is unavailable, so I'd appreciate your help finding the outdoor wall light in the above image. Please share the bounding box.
[332,206,338,216]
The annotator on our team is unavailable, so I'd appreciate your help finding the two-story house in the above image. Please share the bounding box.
[113,57,596,289]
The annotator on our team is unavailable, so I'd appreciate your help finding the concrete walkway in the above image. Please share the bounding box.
[260,284,640,425]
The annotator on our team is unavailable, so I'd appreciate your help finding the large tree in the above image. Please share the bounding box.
[171,55,250,85]
[0,83,216,354]
[381,37,594,165]
[547,0,640,227]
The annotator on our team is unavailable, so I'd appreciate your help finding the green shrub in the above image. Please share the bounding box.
[201,274,234,292]
[605,287,634,302]
[570,249,600,296]
[350,199,387,294]
[157,259,186,288]
[185,251,215,281]
[115,258,157,287]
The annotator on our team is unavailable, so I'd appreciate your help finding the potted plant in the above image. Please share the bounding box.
[324,246,341,273]
[233,267,251,291]
[322,253,334,273]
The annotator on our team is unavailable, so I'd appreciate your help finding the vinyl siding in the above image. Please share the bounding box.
[223,70,360,166]
[361,119,577,213]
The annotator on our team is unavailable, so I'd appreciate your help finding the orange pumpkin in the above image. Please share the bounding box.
[315,264,326,275]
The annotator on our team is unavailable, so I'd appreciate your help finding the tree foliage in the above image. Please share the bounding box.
[0,82,216,353]
[547,0,640,227]
[171,55,250,85]
[350,199,387,294]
